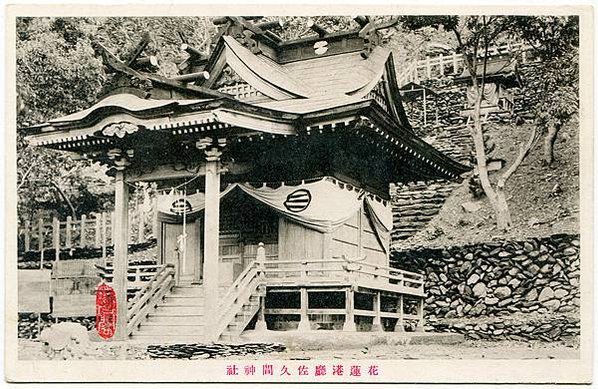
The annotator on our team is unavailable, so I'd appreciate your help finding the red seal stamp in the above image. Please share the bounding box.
[95,282,117,339]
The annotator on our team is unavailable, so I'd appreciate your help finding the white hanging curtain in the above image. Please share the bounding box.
[156,177,393,246]
[236,178,364,233]
[364,196,393,250]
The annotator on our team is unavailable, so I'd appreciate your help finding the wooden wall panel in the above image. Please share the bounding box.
[278,218,324,261]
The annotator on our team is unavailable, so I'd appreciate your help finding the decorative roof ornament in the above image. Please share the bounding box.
[354,16,399,59]
[102,122,141,138]
[213,16,286,54]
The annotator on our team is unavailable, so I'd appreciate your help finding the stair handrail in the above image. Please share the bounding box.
[127,263,174,309]
[126,264,175,336]
[214,259,264,340]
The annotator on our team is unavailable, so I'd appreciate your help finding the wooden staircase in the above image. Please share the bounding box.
[126,261,266,344]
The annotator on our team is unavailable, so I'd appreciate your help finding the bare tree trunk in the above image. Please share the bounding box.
[543,122,559,166]
[494,126,540,230]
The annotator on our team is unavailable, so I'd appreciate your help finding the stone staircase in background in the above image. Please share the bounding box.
[391,180,462,243]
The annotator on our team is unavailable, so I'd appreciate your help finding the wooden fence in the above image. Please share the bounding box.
[18,205,159,260]
[397,42,531,86]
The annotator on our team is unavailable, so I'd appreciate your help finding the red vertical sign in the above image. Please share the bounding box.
[95,282,117,339]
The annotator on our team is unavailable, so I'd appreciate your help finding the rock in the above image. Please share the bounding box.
[460,261,472,273]
[528,217,540,227]
[540,264,553,274]
[542,299,561,311]
[508,278,521,289]
[484,297,499,305]
[39,322,90,359]
[464,253,474,260]
[552,264,562,275]
[467,273,480,285]
[473,282,487,298]
[498,251,511,258]
[462,201,482,213]
[497,298,513,308]
[554,289,569,299]
[528,264,540,275]
[538,287,554,302]
[508,268,520,276]
[439,273,448,283]
[523,242,535,252]
[494,286,512,299]
[529,251,540,258]
[563,247,577,256]
[559,305,575,313]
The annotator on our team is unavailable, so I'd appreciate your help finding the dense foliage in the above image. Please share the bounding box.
[16,16,580,229]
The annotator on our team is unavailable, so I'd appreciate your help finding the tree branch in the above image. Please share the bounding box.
[497,126,540,189]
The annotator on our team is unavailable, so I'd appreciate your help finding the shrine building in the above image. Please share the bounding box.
[23,16,469,343]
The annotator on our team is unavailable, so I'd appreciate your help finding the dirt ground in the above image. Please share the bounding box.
[19,338,579,360]
[225,339,579,360]
[401,119,580,250]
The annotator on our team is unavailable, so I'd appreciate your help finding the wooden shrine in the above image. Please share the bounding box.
[454,54,521,118]
[23,16,468,342]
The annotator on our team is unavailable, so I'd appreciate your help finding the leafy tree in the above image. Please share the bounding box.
[400,16,537,231]
[16,17,216,222]
[513,16,579,166]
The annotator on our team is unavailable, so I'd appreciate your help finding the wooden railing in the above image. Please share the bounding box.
[126,264,175,336]
[96,263,162,290]
[214,260,264,340]
[18,207,158,257]
[397,42,531,86]
[262,257,425,296]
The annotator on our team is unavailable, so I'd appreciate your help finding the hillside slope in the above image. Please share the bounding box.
[396,118,580,250]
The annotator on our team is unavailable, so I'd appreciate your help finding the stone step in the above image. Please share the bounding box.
[163,295,205,305]
[170,286,205,296]
[154,305,205,314]
[136,323,205,335]
[146,313,205,325]
[128,334,208,344]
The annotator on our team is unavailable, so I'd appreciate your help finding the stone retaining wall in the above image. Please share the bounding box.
[425,312,579,342]
[391,234,580,320]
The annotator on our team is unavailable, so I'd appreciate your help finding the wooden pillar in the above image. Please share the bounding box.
[38,219,44,268]
[255,242,267,331]
[372,291,383,332]
[438,54,444,76]
[343,287,356,331]
[65,216,72,248]
[151,196,159,239]
[94,214,101,248]
[297,287,310,331]
[394,295,405,332]
[192,219,203,284]
[24,221,30,252]
[80,214,87,247]
[452,53,459,74]
[101,212,107,262]
[111,211,116,246]
[202,146,222,341]
[425,56,431,79]
[423,88,428,127]
[52,217,60,262]
[113,168,129,340]
[37,218,44,251]
[415,297,425,332]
